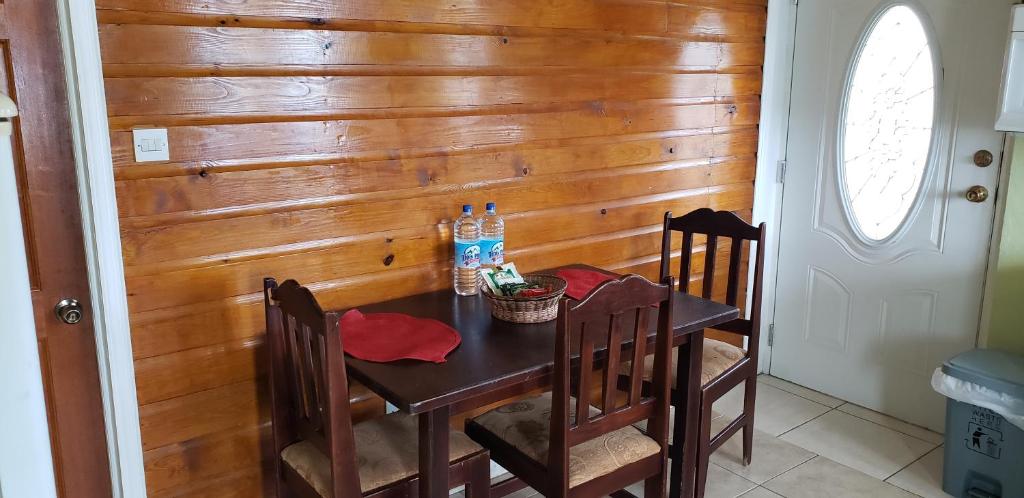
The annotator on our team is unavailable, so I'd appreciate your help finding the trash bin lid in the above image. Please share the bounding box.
[942,349,1024,400]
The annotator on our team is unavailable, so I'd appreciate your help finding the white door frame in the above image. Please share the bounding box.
[751,0,799,373]
[754,0,1014,374]
[54,1,147,496]
[978,134,1016,346]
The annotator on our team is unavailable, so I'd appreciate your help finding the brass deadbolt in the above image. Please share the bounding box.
[973,150,994,168]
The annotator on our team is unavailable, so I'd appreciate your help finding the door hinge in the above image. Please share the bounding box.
[776,160,787,184]
[792,0,798,6]
[767,323,775,347]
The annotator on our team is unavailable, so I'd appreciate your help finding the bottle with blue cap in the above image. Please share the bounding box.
[453,204,481,295]
[478,202,504,271]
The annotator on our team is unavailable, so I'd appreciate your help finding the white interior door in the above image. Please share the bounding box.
[770,0,1011,431]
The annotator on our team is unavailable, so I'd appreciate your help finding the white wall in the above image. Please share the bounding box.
[0,105,58,498]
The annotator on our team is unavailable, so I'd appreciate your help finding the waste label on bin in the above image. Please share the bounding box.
[963,407,1003,459]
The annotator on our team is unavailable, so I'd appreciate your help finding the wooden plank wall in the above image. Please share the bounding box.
[95,1,767,496]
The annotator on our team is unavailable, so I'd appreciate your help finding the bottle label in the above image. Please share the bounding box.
[455,241,481,269]
[479,238,504,266]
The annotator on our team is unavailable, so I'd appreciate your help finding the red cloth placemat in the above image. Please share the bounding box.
[339,309,461,363]
[556,268,617,300]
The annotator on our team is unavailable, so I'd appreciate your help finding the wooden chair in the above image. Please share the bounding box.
[465,274,676,498]
[264,278,491,498]
[657,208,767,498]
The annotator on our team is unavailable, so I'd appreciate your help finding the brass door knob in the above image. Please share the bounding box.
[966,186,989,203]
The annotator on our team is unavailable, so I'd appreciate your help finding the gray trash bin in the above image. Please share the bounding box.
[934,349,1024,498]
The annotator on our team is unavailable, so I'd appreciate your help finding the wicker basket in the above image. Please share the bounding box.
[482,273,567,323]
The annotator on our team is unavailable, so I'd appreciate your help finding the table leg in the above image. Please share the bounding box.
[419,405,451,498]
[682,330,704,498]
[668,330,704,498]
[668,338,687,498]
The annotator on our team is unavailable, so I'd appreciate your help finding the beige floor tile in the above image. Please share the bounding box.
[505,488,539,498]
[886,446,952,498]
[779,410,936,479]
[738,487,784,498]
[486,479,537,498]
[621,466,757,498]
[623,480,647,496]
[714,382,831,436]
[705,464,758,498]
[837,402,945,444]
[712,382,746,417]
[757,375,844,408]
[764,456,917,498]
[623,476,678,497]
[624,464,758,498]
[708,418,816,484]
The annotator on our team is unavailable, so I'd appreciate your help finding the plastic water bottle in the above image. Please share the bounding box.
[478,202,505,270]
[453,204,481,295]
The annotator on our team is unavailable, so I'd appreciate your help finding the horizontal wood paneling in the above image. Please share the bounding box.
[107,102,758,167]
[127,184,751,361]
[150,468,269,498]
[99,1,766,495]
[105,74,762,119]
[138,380,264,452]
[143,397,383,496]
[99,25,763,68]
[118,159,754,272]
[120,159,743,272]
[114,128,758,217]
[144,424,269,496]
[96,0,766,39]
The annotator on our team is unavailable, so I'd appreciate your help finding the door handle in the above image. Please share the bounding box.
[966,186,989,203]
[54,298,84,324]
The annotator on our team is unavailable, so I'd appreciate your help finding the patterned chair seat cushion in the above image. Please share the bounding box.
[469,392,661,488]
[623,338,746,387]
[280,411,483,496]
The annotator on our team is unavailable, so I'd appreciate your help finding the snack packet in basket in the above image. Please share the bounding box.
[481,262,524,296]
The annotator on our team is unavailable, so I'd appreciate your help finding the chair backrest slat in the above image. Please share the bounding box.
[265,278,362,498]
[678,232,694,293]
[725,237,744,306]
[702,234,717,299]
[601,313,623,414]
[660,208,767,353]
[548,274,675,477]
[575,326,594,430]
[300,324,324,432]
[282,315,306,419]
[627,307,649,407]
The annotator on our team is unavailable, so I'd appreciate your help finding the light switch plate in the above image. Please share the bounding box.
[132,128,169,162]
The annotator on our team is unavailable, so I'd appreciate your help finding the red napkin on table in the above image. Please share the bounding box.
[339,309,461,364]
[556,268,617,300]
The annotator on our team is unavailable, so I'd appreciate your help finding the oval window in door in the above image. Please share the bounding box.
[840,5,937,241]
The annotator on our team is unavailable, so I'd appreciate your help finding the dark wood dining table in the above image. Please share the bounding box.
[342,265,739,498]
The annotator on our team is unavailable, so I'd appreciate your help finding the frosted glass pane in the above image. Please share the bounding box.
[842,6,935,241]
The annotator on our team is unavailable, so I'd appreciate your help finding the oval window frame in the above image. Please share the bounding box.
[835,1,942,245]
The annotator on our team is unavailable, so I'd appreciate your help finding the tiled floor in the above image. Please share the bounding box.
[715,375,949,498]
[494,375,952,498]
